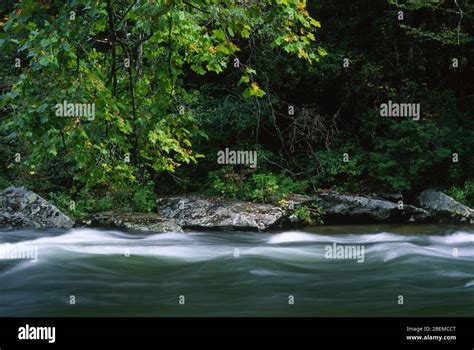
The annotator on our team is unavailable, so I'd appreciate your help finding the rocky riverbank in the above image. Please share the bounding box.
[0,186,472,232]
[0,186,74,229]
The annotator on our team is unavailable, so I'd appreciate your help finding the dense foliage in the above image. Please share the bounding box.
[0,0,473,214]
[183,0,474,205]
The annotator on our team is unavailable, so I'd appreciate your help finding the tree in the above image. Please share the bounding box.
[0,0,324,192]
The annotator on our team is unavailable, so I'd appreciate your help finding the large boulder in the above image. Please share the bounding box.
[0,186,74,229]
[78,211,183,233]
[417,190,473,224]
[314,191,430,223]
[156,196,287,231]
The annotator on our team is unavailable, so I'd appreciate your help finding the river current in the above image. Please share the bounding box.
[0,225,472,316]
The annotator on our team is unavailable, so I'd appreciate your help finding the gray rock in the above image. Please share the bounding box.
[372,191,403,202]
[0,186,74,229]
[156,196,286,231]
[285,194,314,207]
[417,190,473,224]
[314,191,430,223]
[79,211,183,233]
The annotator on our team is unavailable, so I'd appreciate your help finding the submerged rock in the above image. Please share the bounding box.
[314,191,430,223]
[79,211,183,233]
[156,196,286,231]
[417,190,473,224]
[0,186,74,229]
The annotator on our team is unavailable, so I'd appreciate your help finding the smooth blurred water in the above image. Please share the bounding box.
[0,225,472,316]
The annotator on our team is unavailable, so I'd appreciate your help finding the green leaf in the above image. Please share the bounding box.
[213,29,227,41]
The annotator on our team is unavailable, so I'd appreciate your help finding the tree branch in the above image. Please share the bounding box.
[183,1,210,14]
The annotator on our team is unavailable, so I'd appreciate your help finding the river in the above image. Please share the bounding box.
[0,225,472,317]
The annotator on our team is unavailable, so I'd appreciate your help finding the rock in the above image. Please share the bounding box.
[372,191,403,202]
[156,196,287,231]
[0,186,74,229]
[78,211,183,233]
[285,193,314,207]
[314,191,430,223]
[417,190,473,224]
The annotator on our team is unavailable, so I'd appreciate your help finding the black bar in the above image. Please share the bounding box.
[0,317,472,347]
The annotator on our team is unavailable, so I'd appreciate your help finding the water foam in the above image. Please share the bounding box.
[465,280,474,287]
[428,231,473,245]
[2,228,472,264]
[267,231,418,244]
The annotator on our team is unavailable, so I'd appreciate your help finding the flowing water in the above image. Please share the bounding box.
[0,225,472,317]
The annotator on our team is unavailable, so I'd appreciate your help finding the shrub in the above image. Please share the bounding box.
[293,203,325,225]
[133,185,156,213]
[446,181,474,208]
[207,168,309,204]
